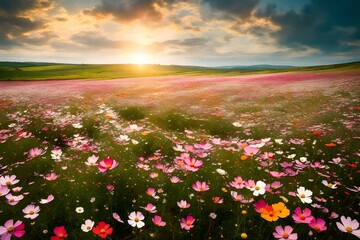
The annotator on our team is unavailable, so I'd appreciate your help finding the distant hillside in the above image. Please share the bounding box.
[0,61,359,80]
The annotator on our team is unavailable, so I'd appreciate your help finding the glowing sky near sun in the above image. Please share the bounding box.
[0,0,359,66]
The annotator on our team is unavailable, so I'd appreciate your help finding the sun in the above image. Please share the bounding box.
[132,53,151,65]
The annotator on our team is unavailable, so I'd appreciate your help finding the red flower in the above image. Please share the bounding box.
[93,222,113,239]
[50,226,67,240]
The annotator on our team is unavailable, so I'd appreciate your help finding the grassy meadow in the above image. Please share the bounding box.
[0,63,359,239]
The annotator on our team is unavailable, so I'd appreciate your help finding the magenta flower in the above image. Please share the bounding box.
[309,218,327,233]
[97,157,119,172]
[183,157,203,172]
[336,216,360,238]
[152,215,166,227]
[192,181,209,192]
[273,225,298,240]
[194,142,212,150]
[292,207,314,224]
[180,215,195,230]
[0,219,25,240]
[253,199,268,213]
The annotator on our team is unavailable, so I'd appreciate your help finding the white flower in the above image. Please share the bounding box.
[299,157,307,163]
[118,135,130,142]
[216,169,227,175]
[232,122,242,127]
[296,186,313,203]
[128,211,145,228]
[72,123,83,128]
[76,207,84,213]
[287,154,296,159]
[131,139,139,145]
[321,180,337,189]
[251,181,266,196]
[209,213,217,219]
[274,139,283,144]
[336,216,360,238]
[81,219,94,232]
[51,149,62,160]
[85,155,99,166]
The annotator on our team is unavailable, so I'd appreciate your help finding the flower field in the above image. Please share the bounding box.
[0,70,359,240]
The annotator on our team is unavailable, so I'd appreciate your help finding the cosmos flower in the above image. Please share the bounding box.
[44,173,58,181]
[0,219,25,240]
[192,181,209,192]
[85,155,98,166]
[81,219,94,232]
[273,226,298,240]
[128,212,145,228]
[97,157,119,172]
[92,222,113,238]
[0,175,19,186]
[5,194,24,206]
[40,195,54,204]
[336,216,360,238]
[292,207,314,224]
[177,200,191,209]
[28,147,43,159]
[140,203,157,213]
[183,157,203,172]
[180,215,195,230]
[309,218,327,233]
[51,226,67,240]
[152,215,166,227]
[23,205,40,219]
[51,149,62,160]
[247,180,266,196]
[296,186,313,204]
[321,180,337,189]
[229,176,245,189]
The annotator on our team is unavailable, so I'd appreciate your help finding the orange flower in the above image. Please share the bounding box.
[240,155,248,161]
[325,143,336,147]
[272,202,290,218]
[260,206,279,222]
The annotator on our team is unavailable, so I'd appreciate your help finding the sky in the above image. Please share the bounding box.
[0,0,359,66]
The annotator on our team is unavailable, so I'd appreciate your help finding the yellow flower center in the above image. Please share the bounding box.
[29,210,34,215]
[300,194,305,198]
[255,186,260,190]
[7,226,14,232]
[327,183,333,188]
[346,226,352,233]
[100,229,105,233]
[59,233,64,237]
[86,226,91,230]
[282,233,289,239]
[6,181,11,185]
[134,217,139,222]
[300,214,305,220]
[106,163,112,168]
[314,225,320,232]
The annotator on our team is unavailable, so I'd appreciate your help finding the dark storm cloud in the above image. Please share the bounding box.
[258,0,360,52]
[201,0,259,20]
[0,0,54,49]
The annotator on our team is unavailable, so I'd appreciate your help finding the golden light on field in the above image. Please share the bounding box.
[132,53,151,65]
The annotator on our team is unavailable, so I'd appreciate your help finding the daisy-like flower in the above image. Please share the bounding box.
[192,181,210,192]
[97,157,119,172]
[51,226,67,240]
[216,168,227,175]
[247,180,266,196]
[92,222,113,239]
[81,219,94,232]
[44,173,58,181]
[309,218,327,233]
[229,176,245,189]
[273,226,298,240]
[23,204,40,219]
[336,216,360,238]
[212,196,224,204]
[0,186,10,196]
[85,155,98,166]
[184,158,203,172]
[0,175,19,186]
[296,186,313,203]
[321,180,337,189]
[140,203,157,213]
[28,147,43,159]
[0,219,25,240]
[180,215,195,230]
[128,212,145,228]
[292,207,314,224]
[152,215,166,227]
[177,200,191,209]
[5,194,24,206]
[51,149,62,160]
[244,146,260,156]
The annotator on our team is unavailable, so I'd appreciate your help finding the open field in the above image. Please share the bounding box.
[0,67,359,239]
[0,61,359,80]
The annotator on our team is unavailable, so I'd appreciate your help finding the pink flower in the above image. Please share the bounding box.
[0,186,10,197]
[146,187,156,197]
[336,216,360,238]
[269,171,285,178]
[152,215,166,227]
[194,142,212,150]
[112,213,124,223]
[40,195,54,204]
[22,205,40,219]
[140,203,157,213]
[229,176,245,189]
[28,147,43,159]
[183,158,203,172]
[273,225,298,240]
[309,218,327,233]
[51,226,67,239]
[244,146,259,156]
[212,196,224,204]
[85,155,98,166]
[292,207,314,224]
[177,200,191,209]
[5,194,23,206]
[97,157,119,172]
[180,215,195,230]
[0,175,19,186]
[44,173,58,181]
[170,176,181,183]
[192,181,209,192]
[106,185,115,192]
[0,219,25,240]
